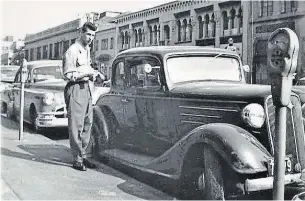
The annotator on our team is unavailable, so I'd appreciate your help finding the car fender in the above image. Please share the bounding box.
[147,123,271,177]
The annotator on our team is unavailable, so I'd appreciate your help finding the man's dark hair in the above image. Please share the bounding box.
[81,22,97,32]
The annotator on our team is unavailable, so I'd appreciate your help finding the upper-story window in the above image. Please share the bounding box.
[222,11,229,30]
[110,38,114,49]
[37,47,41,60]
[267,0,273,16]
[281,0,286,13]
[291,1,297,12]
[259,0,264,17]
[95,40,99,51]
[42,45,48,59]
[49,44,53,59]
[101,39,108,50]
[30,48,34,61]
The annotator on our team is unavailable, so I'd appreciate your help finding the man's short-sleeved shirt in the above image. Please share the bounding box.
[62,39,92,80]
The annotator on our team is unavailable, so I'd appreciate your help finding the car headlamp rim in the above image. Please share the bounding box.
[241,103,266,129]
[43,93,55,105]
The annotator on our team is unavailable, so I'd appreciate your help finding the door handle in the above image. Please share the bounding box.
[121,99,128,103]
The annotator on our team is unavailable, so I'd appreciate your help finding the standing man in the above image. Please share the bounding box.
[63,22,103,171]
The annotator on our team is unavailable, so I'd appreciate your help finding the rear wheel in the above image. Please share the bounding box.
[91,106,116,157]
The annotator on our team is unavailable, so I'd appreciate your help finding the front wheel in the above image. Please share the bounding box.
[91,106,116,155]
[180,147,225,200]
[30,106,42,133]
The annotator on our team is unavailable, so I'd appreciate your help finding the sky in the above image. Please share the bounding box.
[0,0,173,40]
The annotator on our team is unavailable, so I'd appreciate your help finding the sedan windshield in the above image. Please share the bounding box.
[32,66,64,82]
[166,55,241,84]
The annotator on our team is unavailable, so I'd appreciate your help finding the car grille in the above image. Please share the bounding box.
[55,107,67,118]
[265,95,305,172]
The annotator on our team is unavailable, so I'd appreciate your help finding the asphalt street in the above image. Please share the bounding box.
[0,115,176,200]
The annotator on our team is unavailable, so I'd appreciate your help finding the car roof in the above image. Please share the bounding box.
[1,65,20,70]
[117,46,239,57]
[26,60,62,71]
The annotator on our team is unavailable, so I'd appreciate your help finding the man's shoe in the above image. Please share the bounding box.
[83,159,97,169]
[72,162,87,171]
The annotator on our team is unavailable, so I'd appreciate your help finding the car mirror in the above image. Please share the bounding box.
[242,65,250,73]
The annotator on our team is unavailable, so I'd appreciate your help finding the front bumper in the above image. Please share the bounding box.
[36,112,68,128]
[245,170,305,193]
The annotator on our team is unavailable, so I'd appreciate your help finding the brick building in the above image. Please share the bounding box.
[248,0,305,84]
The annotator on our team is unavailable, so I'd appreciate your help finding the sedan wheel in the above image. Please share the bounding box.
[30,107,42,133]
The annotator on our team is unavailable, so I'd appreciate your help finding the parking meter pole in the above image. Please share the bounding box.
[266,28,299,201]
[19,81,25,141]
[273,106,287,200]
[19,58,27,141]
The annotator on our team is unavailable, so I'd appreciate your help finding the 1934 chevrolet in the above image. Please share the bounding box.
[91,46,305,200]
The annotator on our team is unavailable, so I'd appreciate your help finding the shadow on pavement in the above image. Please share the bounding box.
[1,116,69,140]
[2,144,172,200]
[1,116,34,134]
[1,144,72,167]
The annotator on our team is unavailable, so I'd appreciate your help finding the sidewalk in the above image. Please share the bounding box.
[0,116,175,200]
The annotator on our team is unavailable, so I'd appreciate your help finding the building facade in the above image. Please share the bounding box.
[112,0,246,59]
[24,12,100,62]
[1,36,25,65]
[248,0,305,84]
[93,12,121,79]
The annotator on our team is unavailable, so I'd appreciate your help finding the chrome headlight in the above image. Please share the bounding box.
[43,93,55,105]
[241,103,266,128]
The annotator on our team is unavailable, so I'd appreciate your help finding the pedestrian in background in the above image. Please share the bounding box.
[62,22,104,171]
[225,38,241,57]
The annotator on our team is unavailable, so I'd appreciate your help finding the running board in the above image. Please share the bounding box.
[100,149,156,166]
[99,149,177,179]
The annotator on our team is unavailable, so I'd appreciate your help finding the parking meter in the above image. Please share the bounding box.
[19,58,28,141]
[267,28,299,106]
[20,58,28,83]
[267,28,299,200]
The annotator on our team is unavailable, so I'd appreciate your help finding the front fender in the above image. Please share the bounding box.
[147,123,271,177]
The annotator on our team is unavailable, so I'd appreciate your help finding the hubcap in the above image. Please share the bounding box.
[197,172,205,191]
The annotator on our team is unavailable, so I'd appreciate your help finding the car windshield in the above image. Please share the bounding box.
[1,67,19,82]
[32,66,64,82]
[166,55,241,84]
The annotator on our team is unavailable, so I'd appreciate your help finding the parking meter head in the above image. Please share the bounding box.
[20,59,28,83]
[267,28,299,77]
[267,28,300,106]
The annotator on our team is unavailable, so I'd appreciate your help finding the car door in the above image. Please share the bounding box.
[11,70,21,115]
[129,56,174,156]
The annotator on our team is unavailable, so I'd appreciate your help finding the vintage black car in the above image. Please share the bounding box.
[91,46,305,200]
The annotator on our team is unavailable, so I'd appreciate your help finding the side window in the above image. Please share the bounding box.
[125,56,161,89]
[113,61,125,90]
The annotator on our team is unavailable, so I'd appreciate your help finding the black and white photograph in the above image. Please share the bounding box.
[1,0,305,200]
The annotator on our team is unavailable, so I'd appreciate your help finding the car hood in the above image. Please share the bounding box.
[30,79,67,91]
[169,82,272,100]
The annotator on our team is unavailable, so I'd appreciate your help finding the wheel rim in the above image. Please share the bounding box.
[197,172,205,191]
